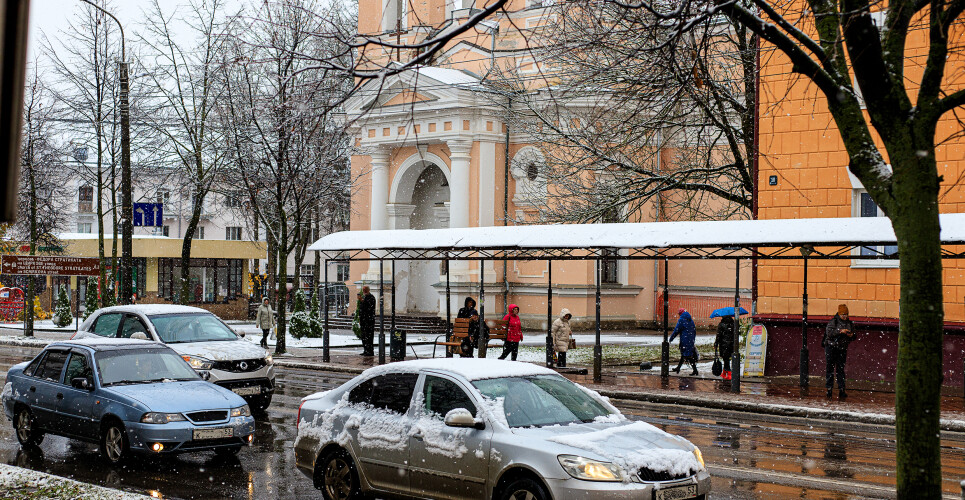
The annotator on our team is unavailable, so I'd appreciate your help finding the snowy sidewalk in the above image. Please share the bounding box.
[0,463,149,499]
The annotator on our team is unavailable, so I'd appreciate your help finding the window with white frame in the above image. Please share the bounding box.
[226,227,242,241]
[77,222,92,234]
[853,190,898,262]
[195,226,205,239]
[78,185,93,213]
[510,147,547,206]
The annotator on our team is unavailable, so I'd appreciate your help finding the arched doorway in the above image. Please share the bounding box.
[390,160,450,313]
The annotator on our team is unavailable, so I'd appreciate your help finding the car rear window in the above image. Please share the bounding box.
[349,373,418,415]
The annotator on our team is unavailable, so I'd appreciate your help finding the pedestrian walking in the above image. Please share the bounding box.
[823,304,855,399]
[551,308,573,368]
[255,297,274,348]
[715,315,736,380]
[359,286,377,357]
[669,308,698,376]
[457,297,479,358]
[498,304,523,361]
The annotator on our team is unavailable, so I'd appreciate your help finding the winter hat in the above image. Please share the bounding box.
[678,308,686,315]
[838,304,849,316]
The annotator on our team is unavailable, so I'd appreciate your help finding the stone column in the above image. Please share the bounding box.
[367,148,390,278]
[447,140,472,280]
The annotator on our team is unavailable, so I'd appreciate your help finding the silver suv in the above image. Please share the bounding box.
[73,305,275,412]
[294,359,710,500]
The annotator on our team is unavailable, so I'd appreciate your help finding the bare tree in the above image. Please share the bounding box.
[17,70,70,336]
[219,0,355,354]
[140,0,236,304]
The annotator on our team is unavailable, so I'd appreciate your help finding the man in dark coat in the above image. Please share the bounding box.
[456,297,479,358]
[715,315,736,380]
[670,308,698,376]
[359,286,376,356]
[823,304,855,399]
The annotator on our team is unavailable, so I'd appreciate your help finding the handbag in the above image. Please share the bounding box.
[568,339,576,349]
[711,345,723,376]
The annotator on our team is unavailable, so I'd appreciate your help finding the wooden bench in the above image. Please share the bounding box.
[433,318,509,358]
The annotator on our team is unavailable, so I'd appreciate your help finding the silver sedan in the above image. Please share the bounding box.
[293,359,711,500]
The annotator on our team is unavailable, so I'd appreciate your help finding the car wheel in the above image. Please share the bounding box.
[500,477,550,500]
[214,445,242,457]
[315,448,361,500]
[14,407,43,447]
[101,422,129,464]
[252,394,272,414]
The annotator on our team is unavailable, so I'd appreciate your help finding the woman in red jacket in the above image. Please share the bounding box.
[498,304,523,360]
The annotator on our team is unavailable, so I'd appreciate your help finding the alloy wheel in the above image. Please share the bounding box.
[15,410,30,443]
[508,491,538,500]
[323,456,353,500]
[105,427,123,462]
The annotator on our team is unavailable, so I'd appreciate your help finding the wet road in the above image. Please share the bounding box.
[0,346,962,499]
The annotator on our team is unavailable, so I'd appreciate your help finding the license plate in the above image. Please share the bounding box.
[193,427,233,440]
[231,386,261,396]
[654,484,697,500]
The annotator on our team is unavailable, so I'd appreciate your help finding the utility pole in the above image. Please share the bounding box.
[80,0,132,304]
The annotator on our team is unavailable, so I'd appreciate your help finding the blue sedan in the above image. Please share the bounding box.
[2,338,256,464]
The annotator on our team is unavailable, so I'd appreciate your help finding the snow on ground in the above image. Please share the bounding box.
[0,463,149,499]
[0,320,79,332]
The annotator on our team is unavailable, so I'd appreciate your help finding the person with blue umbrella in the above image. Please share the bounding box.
[710,306,748,381]
[670,308,698,375]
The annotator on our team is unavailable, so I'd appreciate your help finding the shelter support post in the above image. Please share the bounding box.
[479,259,487,358]
[75,286,80,332]
[391,259,396,359]
[731,259,741,393]
[379,259,385,365]
[323,259,330,363]
[546,261,553,367]
[446,256,452,358]
[800,254,809,388]
[594,258,602,384]
[661,258,670,379]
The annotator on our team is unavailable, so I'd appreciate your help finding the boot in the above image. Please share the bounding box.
[839,390,847,399]
[826,389,833,398]
[723,371,731,380]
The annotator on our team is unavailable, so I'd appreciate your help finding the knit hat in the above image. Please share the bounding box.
[678,308,686,315]
[838,304,849,316]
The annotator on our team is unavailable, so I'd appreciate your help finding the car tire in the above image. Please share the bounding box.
[214,445,242,457]
[101,421,130,465]
[252,394,272,414]
[315,448,361,500]
[14,407,43,447]
[500,476,550,500]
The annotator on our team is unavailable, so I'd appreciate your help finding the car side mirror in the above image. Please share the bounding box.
[444,408,483,429]
[71,377,92,391]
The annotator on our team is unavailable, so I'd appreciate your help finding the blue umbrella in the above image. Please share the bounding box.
[710,306,749,318]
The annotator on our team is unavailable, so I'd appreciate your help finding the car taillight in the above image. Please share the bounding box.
[297,400,306,431]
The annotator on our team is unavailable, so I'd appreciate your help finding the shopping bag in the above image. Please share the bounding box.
[270,326,277,340]
[568,338,576,349]
[711,345,723,376]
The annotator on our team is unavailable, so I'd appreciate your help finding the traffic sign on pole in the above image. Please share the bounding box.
[0,256,100,276]
[133,203,163,227]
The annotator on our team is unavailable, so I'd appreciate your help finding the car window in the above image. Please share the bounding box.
[423,376,476,418]
[23,352,46,377]
[36,350,69,383]
[348,374,418,415]
[95,348,200,386]
[64,352,92,384]
[148,313,237,343]
[119,314,150,339]
[92,313,123,337]
[473,375,613,427]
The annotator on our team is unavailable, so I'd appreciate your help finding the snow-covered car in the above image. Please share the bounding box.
[72,305,274,412]
[293,359,710,500]
[2,339,255,463]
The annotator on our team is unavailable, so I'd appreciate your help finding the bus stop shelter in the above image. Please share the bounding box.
[309,214,965,393]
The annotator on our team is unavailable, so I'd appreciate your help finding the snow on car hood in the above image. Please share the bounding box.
[108,380,243,412]
[165,339,267,361]
[529,420,700,476]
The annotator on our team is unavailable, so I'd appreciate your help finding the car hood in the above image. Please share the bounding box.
[512,419,701,476]
[165,339,266,361]
[107,380,244,412]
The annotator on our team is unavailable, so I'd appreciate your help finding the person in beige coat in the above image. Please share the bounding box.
[255,297,275,348]
[551,308,573,367]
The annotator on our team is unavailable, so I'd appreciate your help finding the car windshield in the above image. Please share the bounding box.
[95,348,200,386]
[148,313,237,343]
[472,375,613,427]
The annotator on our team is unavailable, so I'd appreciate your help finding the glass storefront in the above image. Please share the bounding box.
[158,258,243,303]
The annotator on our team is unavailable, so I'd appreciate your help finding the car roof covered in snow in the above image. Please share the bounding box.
[360,358,558,381]
[309,213,965,252]
[49,337,166,352]
[90,304,212,316]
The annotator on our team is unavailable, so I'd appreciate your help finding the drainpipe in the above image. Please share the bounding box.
[653,131,662,325]
[503,96,510,312]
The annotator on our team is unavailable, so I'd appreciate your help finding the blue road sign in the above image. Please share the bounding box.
[133,203,164,227]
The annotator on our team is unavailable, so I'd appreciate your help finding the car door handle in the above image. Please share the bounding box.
[411,430,423,441]
[56,393,64,400]
[28,386,35,393]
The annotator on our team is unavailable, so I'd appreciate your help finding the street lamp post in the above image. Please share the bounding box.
[79,0,132,305]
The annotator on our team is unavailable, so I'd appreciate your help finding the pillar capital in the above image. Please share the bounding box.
[447,139,473,159]
[368,146,391,166]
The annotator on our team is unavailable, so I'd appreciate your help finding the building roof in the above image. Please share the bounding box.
[309,214,965,253]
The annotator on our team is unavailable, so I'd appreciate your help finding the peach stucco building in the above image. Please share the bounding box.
[345,0,751,329]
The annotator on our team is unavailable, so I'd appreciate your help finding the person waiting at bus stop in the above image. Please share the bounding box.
[670,308,698,376]
[456,297,479,358]
[823,304,855,399]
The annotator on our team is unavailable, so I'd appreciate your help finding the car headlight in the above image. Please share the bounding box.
[558,455,624,482]
[693,447,705,468]
[182,355,213,370]
[264,354,273,365]
[230,405,251,418]
[141,412,186,424]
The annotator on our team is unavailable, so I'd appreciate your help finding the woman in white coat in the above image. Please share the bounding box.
[551,308,573,367]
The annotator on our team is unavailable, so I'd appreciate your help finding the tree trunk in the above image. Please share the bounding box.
[274,217,288,355]
[178,190,204,304]
[266,233,277,303]
[892,159,944,497]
